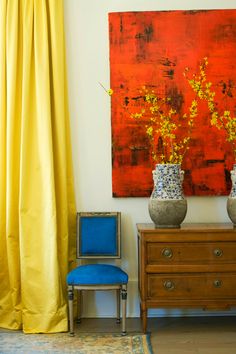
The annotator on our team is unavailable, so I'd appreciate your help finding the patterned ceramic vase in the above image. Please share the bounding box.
[148,163,187,228]
[227,164,236,226]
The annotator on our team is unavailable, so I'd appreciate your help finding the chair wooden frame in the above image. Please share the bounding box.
[68,284,127,335]
[67,212,128,336]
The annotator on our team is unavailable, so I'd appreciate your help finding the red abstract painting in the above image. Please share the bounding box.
[109,10,236,197]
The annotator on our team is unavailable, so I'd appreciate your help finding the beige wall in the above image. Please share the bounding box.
[64,0,236,317]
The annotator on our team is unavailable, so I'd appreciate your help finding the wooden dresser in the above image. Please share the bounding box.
[137,223,236,333]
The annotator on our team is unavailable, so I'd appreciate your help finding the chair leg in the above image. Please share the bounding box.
[116,289,121,323]
[76,290,82,323]
[68,286,74,336]
[121,284,127,335]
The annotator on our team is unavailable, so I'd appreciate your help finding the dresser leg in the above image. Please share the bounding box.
[140,304,147,333]
[140,303,142,320]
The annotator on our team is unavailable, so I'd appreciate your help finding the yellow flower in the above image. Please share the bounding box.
[129,79,199,164]
[131,112,143,119]
[187,57,236,159]
[99,82,113,96]
[146,126,153,136]
[107,89,113,96]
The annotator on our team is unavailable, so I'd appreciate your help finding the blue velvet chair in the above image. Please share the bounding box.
[67,212,128,336]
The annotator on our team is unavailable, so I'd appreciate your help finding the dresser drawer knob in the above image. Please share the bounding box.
[162,248,173,258]
[213,279,222,288]
[163,280,175,290]
[213,248,223,257]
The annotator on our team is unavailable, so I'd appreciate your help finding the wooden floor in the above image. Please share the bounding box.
[75,316,236,354]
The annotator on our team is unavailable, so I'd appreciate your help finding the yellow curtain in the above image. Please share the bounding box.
[0,0,76,333]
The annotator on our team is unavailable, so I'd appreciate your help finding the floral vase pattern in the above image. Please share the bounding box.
[148,164,187,228]
[227,164,236,226]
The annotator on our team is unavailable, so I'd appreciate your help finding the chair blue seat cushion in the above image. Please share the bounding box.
[67,264,128,285]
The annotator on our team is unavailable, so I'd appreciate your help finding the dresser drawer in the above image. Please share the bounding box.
[147,273,236,299]
[147,242,236,264]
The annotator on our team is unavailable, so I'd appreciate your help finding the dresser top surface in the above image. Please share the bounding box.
[137,223,236,233]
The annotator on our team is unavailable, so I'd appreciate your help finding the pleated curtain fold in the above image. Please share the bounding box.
[0,0,76,333]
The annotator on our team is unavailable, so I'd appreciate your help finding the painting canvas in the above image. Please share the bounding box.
[109,10,236,197]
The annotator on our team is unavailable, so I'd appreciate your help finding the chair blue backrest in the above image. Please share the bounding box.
[77,212,121,259]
